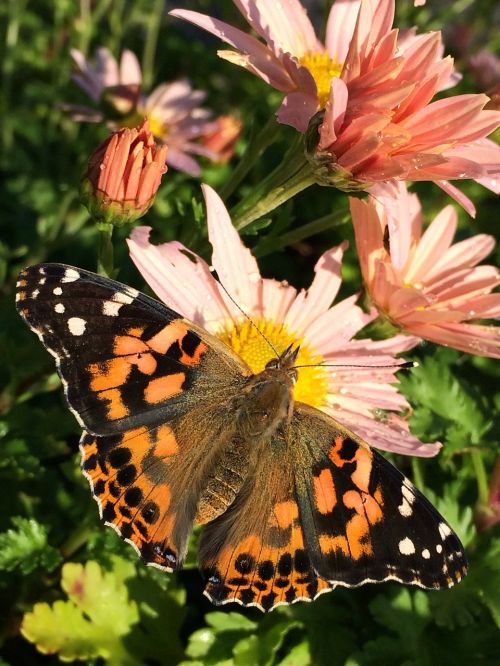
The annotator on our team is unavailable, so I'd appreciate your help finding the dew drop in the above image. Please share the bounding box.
[248,271,260,283]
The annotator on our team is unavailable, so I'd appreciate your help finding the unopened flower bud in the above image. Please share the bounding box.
[81,119,168,227]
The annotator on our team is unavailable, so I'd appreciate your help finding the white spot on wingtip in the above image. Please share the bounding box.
[103,300,123,316]
[438,522,452,539]
[68,317,86,335]
[54,303,65,313]
[436,544,443,554]
[422,549,430,559]
[62,268,80,283]
[53,287,63,295]
[399,537,415,555]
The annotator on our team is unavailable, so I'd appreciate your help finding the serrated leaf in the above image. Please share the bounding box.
[276,641,311,666]
[206,611,257,632]
[21,557,139,664]
[400,352,491,443]
[0,517,61,574]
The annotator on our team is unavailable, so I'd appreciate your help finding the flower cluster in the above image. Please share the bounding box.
[79,0,499,463]
[172,0,500,214]
[66,48,240,176]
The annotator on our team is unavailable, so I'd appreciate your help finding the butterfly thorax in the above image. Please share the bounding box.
[234,366,295,442]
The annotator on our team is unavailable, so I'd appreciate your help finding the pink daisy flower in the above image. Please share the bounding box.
[351,183,500,358]
[127,183,439,458]
[171,0,500,213]
[66,48,240,176]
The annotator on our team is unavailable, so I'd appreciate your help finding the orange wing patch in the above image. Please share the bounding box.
[86,320,208,422]
[203,500,332,611]
[80,424,182,571]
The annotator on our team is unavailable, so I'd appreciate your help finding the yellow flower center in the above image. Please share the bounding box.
[299,51,343,108]
[146,113,168,141]
[218,318,328,409]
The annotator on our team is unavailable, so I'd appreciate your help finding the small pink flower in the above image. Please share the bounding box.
[171,0,500,213]
[127,184,439,458]
[351,183,500,358]
[82,119,168,226]
[200,115,242,164]
[65,48,237,176]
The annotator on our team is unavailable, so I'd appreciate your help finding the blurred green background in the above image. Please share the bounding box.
[0,1,499,664]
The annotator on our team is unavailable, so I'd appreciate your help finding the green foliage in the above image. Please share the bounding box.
[0,517,62,575]
[1,0,499,664]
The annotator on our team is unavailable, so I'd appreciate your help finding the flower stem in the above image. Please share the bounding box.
[255,203,349,257]
[142,0,164,90]
[97,223,114,277]
[220,115,281,200]
[411,457,425,489]
[471,448,489,507]
[231,139,316,230]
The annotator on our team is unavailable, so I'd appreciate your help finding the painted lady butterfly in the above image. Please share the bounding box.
[16,263,467,611]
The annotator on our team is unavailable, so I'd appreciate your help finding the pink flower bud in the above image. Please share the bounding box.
[82,118,168,226]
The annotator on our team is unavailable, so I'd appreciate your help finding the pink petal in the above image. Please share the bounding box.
[276,91,319,131]
[305,295,377,355]
[465,294,500,318]
[165,147,201,176]
[404,205,457,284]
[203,184,261,313]
[233,0,321,57]
[318,77,348,149]
[424,234,495,283]
[127,227,230,326]
[325,0,361,62]
[374,183,422,270]
[436,181,476,217]
[120,50,142,85]
[327,408,441,457]
[170,9,293,91]
[409,322,500,358]
[283,243,347,336]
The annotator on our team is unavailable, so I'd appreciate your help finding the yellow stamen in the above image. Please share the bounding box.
[146,113,168,142]
[218,318,328,409]
[299,51,343,108]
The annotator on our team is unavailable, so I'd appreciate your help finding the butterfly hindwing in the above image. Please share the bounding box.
[199,435,332,611]
[291,404,467,590]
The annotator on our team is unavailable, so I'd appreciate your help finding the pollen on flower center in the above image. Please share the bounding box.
[218,318,328,409]
[299,51,343,108]
[146,113,168,141]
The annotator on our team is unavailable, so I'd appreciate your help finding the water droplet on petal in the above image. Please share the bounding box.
[248,271,260,284]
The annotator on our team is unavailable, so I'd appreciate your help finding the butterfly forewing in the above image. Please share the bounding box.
[16,263,247,436]
[291,404,468,590]
[17,263,252,570]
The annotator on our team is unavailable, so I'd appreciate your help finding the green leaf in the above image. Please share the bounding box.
[400,351,491,444]
[0,517,61,574]
[21,557,139,664]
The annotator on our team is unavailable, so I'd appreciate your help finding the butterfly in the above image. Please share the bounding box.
[16,263,467,611]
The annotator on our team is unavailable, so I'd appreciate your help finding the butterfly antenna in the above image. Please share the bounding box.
[293,360,418,370]
[209,267,281,359]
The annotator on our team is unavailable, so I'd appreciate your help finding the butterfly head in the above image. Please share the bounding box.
[265,343,300,384]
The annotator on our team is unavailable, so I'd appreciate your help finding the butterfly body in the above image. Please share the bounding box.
[16,263,467,611]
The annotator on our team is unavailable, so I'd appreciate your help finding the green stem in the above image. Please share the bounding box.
[233,163,315,230]
[97,223,114,277]
[220,115,281,200]
[141,0,164,90]
[60,522,93,560]
[471,449,489,507]
[411,457,425,490]
[255,204,349,257]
